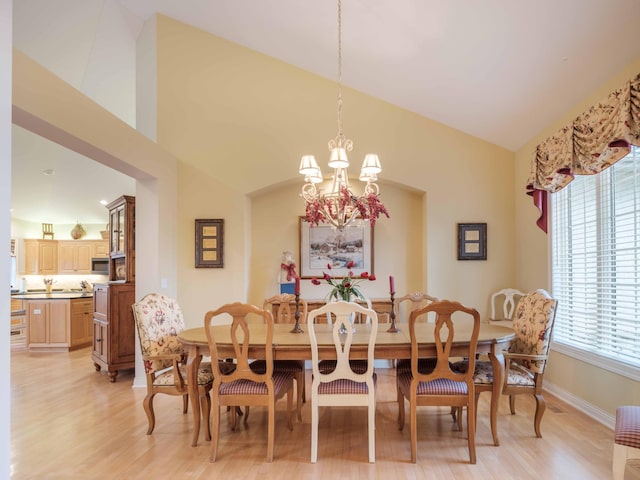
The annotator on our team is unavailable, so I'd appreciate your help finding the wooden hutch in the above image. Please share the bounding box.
[92,195,136,382]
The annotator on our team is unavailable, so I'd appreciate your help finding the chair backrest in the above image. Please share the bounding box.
[307,301,378,382]
[509,289,558,373]
[204,302,275,384]
[395,292,438,322]
[490,288,525,321]
[324,296,373,325]
[408,300,480,385]
[132,293,186,373]
[263,293,308,325]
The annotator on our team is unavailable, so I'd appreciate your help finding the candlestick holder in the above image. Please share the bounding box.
[291,293,304,333]
[387,292,399,333]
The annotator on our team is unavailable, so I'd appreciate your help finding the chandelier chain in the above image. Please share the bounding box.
[336,0,343,138]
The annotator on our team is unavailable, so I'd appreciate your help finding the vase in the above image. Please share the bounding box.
[45,285,52,293]
[329,294,356,334]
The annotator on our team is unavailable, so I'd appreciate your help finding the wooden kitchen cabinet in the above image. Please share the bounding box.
[91,283,135,382]
[26,297,93,352]
[23,239,58,275]
[69,298,93,348]
[92,240,109,258]
[58,241,93,274]
[27,299,69,350]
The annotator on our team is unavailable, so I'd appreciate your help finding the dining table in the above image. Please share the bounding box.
[177,321,515,447]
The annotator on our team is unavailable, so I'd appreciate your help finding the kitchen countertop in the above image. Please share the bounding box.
[11,292,94,300]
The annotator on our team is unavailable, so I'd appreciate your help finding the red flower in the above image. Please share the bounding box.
[344,282,351,288]
[327,263,332,270]
[360,272,369,278]
[347,260,355,269]
[323,272,331,281]
[368,274,376,281]
[311,278,321,285]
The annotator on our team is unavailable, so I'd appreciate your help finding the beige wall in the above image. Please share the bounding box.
[515,56,640,419]
[155,15,516,325]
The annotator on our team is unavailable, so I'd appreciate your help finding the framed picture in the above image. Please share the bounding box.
[195,219,224,268]
[299,217,374,278]
[458,223,487,260]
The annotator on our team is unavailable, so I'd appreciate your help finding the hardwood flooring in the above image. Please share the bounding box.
[9,347,633,479]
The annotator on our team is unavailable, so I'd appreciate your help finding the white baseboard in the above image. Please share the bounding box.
[544,379,615,430]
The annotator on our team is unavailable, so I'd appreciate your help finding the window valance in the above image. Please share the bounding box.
[526,72,640,232]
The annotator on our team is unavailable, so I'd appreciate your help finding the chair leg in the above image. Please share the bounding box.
[509,394,516,414]
[244,406,250,426]
[311,397,319,463]
[201,391,212,442]
[467,398,477,464]
[295,371,304,422]
[410,401,417,463]
[397,387,405,430]
[368,395,376,463]
[143,393,156,435]
[267,401,275,463]
[182,394,189,414]
[287,387,294,431]
[533,393,546,438]
[210,401,220,462]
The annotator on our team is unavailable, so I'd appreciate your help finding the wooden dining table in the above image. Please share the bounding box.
[177,321,515,447]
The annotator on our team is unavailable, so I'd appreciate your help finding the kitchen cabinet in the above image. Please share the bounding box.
[25,297,93,352]
[23,239,58,275]
[91,283,135,382]
[58,241,93,274]
[92,240,109,258]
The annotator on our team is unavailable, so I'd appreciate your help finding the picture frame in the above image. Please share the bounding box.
[299,217,374,279]
[457,223,487,260]
[195,219,224,268]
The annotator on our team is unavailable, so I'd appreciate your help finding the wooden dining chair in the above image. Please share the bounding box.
[455,289,557,442]
[204,302,294,462]
[132,293,217,439]
[394,292,439,376]
[489,288,526,325]
[248,293,307,422]
[397,299,480,464]
[307,301,379,463]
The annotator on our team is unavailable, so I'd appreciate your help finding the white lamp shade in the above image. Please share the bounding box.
[360,154,382,174]
[328,147,349,169]
[299,155,319,175]
[306,167,323,184]
[359,171,377,182]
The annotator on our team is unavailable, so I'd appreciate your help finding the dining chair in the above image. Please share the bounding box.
[132,293,219,439]
[204,302,294,462]
[318,296,373,375]
[248,293,307,422]
[455,289,557,442]
[307,300,379,463]
[489,288,526,325]
[397,299,480,464]
[394,292,439,375]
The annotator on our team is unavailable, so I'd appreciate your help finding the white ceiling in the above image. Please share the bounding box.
[11,0,640,225]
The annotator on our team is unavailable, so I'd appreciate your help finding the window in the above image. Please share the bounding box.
[551,146,640,376]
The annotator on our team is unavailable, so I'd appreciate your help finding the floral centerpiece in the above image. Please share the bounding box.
[311,261,376,302]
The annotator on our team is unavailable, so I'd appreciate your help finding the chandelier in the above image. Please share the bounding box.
[298,0,389,231]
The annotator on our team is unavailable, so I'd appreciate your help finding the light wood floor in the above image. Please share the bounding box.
[9,346,633,479]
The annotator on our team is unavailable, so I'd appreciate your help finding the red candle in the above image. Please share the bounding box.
[389,275,395,294]
[295,276,301,295]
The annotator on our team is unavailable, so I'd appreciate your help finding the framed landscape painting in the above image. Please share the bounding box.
[299,217,373,278]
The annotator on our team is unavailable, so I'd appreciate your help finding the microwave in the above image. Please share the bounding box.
[91,257,109,275]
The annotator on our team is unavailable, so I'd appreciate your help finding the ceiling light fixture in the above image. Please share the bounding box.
[42,169,55,176]
[298,0,389,231]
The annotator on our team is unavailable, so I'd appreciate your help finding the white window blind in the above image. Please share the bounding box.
[551,146,640,369]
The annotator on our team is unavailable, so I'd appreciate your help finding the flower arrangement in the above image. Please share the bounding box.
[43,277,53,286]
[311,261,376,302]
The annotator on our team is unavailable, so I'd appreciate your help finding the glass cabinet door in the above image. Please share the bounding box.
[110,209,119,255]
[117,207,125,253]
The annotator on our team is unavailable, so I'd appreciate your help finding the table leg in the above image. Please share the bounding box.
[488,348,504,446]
[185,345,202,447]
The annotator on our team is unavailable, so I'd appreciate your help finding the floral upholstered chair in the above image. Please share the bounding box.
[455,289,557,443]
[132,293,217,441]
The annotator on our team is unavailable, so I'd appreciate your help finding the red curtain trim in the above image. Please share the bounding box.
[526,188,548,234]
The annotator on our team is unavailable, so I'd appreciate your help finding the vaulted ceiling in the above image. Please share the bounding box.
[11,0,640,224]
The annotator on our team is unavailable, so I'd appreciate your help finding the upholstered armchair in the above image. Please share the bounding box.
[132,293,216,440]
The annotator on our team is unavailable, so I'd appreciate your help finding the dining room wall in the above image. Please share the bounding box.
[155,14,517,323]
[514,55,640,421]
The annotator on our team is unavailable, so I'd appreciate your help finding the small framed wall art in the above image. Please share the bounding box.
[195,219,224,268]
[457,223,487,260]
